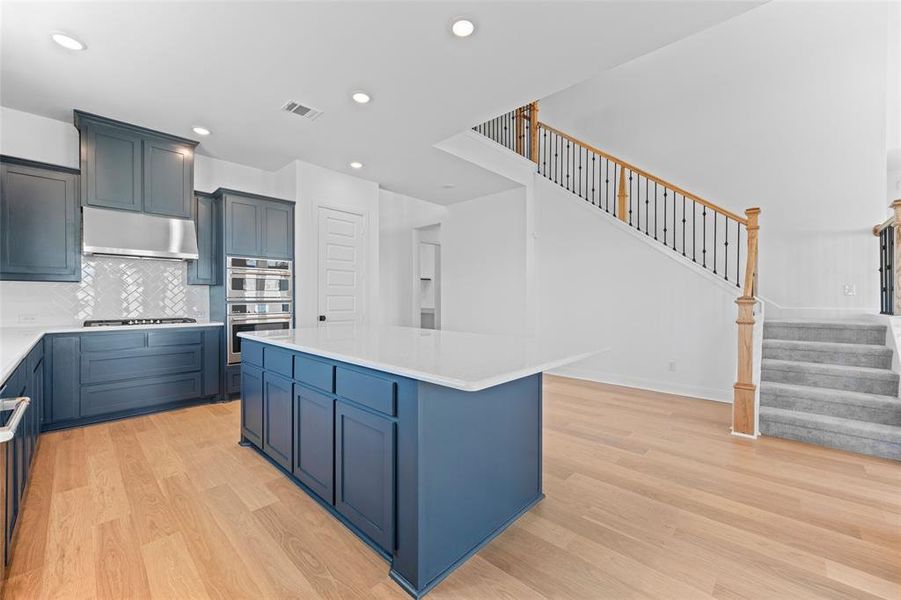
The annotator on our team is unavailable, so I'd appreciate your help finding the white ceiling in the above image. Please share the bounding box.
[1,1,761,204]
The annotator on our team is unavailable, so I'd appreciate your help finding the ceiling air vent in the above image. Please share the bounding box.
[281,100,323,121]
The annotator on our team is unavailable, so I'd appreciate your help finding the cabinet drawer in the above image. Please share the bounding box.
[293,354,334,392]
[81,332,146,352]
[81,372,202,417]
[264,347,293,379]
[243,341,263,367]
[148,329,202,347]
[81,345,202,384]
[335,368,396,416]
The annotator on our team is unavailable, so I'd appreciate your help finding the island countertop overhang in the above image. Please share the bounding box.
[238,325,602,391]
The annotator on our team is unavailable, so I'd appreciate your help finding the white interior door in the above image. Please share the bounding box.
[318,207,365,324]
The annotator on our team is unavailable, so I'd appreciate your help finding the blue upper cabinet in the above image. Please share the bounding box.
[143,137,194,218]
[220,189,294,259]
[0,157,81,282]
[187,193,221,285]
[75,111,197,218]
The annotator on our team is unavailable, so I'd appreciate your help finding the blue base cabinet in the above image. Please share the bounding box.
[43,327,222,431]
[1,341,43,567]
[238,339,543,598]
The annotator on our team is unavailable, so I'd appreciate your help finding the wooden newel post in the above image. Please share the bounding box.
[514,106,524,157]
[617,168,628,222]
[733,207,760,436]
[892,199,901,314]
[529,101,539,164]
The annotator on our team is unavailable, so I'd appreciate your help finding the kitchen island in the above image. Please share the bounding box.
[237,325,598,598]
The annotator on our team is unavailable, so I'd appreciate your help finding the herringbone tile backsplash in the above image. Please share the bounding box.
[0,256,210,326]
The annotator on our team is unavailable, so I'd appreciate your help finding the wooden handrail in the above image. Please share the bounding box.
[538,122,748,225]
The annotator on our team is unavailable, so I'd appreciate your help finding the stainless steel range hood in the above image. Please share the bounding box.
[82,207,199,260]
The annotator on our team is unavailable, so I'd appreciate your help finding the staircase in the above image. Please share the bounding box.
[760,320,901,460]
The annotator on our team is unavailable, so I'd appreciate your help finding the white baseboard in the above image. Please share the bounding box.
[548,366,733,404]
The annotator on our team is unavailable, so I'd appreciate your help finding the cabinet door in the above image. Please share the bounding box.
[293,385,334,503]
[143,138,193,218]
[0,162,80,281]
[261,201,293,259]
[262,372,293,470]
[225,196,262,257]
[241,364,264,448]
[188,194,221,285]
[48,335,80,423]
[83,122,142,211]
[201,329,221,398]
[335,401,395,551]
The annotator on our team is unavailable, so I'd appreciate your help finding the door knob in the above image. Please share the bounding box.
[318,315,326,322]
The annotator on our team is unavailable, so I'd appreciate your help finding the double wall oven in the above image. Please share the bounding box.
[226,257,293,364]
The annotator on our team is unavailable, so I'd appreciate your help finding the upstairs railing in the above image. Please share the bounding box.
[873,200,901,315]
[475,102,761,436]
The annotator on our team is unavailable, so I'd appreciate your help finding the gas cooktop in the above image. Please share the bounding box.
[83,317,197,328]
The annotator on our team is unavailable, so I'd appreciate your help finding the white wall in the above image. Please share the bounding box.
[441,187,530,335]
[379,190,447,326]
[534,177,738,400]
[541,0,890,316]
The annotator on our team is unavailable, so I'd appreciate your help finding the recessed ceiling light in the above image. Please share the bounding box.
[50,32,86,51]
[192,126,211,136]
[440,183,455,189]
[451,19,475,38]
[350,161,363,169]
[352,92,371,104]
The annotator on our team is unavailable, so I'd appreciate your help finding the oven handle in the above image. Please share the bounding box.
[227,269,292,278]
[0,397,30,444]
[229,316,293,324]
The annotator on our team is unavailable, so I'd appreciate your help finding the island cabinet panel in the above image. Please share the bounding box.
[335,400,395,552]
[293,355,334,393]
[292,384,334,502]
[262,372,293,470]
[241,364,264,447]
[335,368,396,416]
[0,159,80,282]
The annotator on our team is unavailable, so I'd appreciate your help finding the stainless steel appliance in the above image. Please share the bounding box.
[227,302,292,364]
[226,256,292,301]
[0,396,29,584]
[84,317,197,327]
[82,206,200,260]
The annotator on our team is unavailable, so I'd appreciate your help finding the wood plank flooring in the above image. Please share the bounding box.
[5,376,900,599]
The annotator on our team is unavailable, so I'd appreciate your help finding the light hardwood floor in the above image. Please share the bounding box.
[5,376,900,599]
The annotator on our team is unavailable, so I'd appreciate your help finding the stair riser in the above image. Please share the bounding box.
[760,419,901,460]
[760,392,901,426]
[761,367,899,396]
[763,325,884,345]
[762,346,892,369]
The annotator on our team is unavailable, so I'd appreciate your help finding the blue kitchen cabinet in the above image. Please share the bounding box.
[187,193,222,285]
[0,157,80,282]
[75,111,198,217]
[225,194,262,257]
[43,327,222,431]
[335,400,395,551]
[221,190,294,259]
[260,201,293,259]
[293,385,334,503]
[262,372,293,470]
[241,364,264,447]
[142,137,194,218]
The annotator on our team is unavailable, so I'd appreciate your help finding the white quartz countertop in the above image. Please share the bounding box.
[0,321,224,386]
[239,325,602,391]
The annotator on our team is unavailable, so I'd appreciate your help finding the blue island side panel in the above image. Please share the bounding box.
[392,373,543,594]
